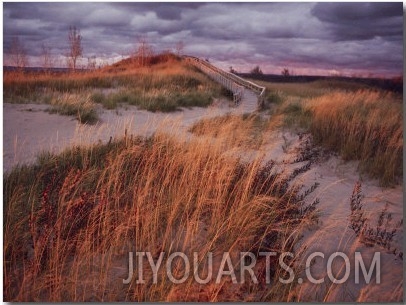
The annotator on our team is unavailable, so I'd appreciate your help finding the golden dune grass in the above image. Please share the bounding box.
[189,114,270,150]
[305,90,402,186]
[4,127,316,301]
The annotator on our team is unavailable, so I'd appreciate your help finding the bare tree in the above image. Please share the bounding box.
[281,68,290,77]
[67,26,83,71]
[9,37,28,70]
[87,56,97,70]
[174,41,184,56]
[250,65,263,75]
[41,43,53,72]
[134,36,154,67]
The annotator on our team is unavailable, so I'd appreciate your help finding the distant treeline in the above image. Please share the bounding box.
[238,73,403,93]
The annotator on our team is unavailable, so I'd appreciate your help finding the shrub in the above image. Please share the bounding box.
[266,91,284,105]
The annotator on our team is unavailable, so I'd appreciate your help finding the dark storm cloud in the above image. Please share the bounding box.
[3,2,403,76]
[111,2,205,20]
[311,3,403,41]
[312,2,401,23]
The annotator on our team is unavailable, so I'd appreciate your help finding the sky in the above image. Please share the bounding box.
[3,2,404,77]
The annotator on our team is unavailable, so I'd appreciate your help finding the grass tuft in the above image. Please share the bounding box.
[48,93,98,124]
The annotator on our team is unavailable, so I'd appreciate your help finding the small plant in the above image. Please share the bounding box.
[362,204,403,256]
[90,92,105,104]
[348,181,367,235]
[348,181,403,258]
[291,133,329,164]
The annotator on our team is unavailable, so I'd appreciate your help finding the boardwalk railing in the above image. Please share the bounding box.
[183,55,266,109]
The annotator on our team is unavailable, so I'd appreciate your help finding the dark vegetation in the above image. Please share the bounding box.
[240,73,403,93]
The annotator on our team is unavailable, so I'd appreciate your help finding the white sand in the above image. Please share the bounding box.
[3,100,235,172]
[3,101,403,302]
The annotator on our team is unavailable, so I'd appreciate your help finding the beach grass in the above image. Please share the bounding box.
[260,82,402,186]
[4,130,317,301]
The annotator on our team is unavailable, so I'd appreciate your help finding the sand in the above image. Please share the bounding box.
[3,100,235,172]
[3,101,403,302]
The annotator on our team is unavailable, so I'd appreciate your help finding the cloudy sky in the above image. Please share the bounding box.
[3,2,403,77]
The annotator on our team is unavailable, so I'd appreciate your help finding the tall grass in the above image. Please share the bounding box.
[259,80,402,186]
[306,90,402,186]
[189,114,268,149]
[4,131,317,301]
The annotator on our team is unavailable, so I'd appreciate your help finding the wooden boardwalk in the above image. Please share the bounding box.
[183,56,266,112]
